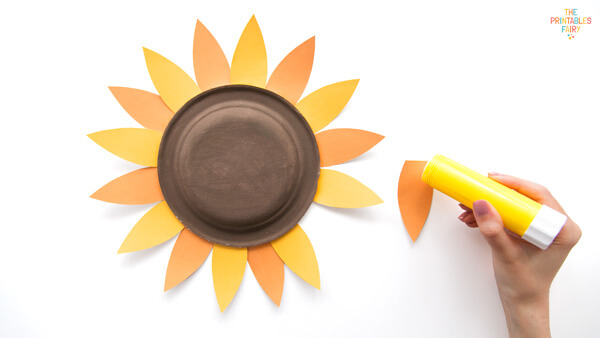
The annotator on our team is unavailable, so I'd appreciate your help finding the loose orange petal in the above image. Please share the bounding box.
[398,161,433,242]
[230,15,267,87]
[118,201,184,253]
[164,228,213,291]
[193,20,230,90]
[108,87,173,131]
[296,79,359,133]
[91,167,163,205]
[315,128,384,167]
[271,225,320,289]
[212,245,247,312]
[248,243,284,306]
[266,36,315,104]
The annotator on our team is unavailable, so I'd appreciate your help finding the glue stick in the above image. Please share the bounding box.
[421,154,567,249]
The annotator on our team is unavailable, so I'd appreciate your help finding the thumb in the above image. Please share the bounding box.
[472,200,513,255]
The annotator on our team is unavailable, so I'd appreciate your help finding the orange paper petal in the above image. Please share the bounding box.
[315,128,384,167]
[398,161,433,242]
[271,225,320,289]
[164,228,213,291]
[314,169,383,208]
[193,20,230,90]
[212,245,247,312]
[266,36,315,104]
[91,167,163,205]
[108,87,173,131]
[118,201,184,253]
[143,47,201,112]
[248,243,284,306]
[230,16,267,87]
[296,79,359,133]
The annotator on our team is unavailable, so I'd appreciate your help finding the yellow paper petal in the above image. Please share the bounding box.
[143,47,201,112]
[296,79,359,133]
[271,225,319,289]
[88,128,162,167]
[212,245,247,312]
[314,169,383,208]
[118,201,184,253]
[193,20,230,90]
[230,15,267,87]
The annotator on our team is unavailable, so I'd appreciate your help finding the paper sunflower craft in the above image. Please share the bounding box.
[89,16,384,312]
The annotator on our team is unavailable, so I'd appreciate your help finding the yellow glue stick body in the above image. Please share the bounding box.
[421,154,567,249]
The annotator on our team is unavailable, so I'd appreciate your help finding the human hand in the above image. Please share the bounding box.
[457,173,581,338]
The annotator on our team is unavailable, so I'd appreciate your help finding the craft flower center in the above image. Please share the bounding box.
[157,85,320,247]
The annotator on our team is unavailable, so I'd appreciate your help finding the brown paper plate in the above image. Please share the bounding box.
[158,85,320,247]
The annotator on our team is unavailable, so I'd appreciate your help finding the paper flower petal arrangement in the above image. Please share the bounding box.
[90,16,384,312]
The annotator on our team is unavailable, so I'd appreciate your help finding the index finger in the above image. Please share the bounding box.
[488,173,565,214]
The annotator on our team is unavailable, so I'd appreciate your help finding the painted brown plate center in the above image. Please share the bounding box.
[157,85,320,247]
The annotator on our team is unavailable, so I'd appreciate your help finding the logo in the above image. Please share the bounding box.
[550,9,592,39]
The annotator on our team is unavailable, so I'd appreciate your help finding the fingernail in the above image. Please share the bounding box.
[488,172,503,176]
[473,200,489,217]
[458,214,465,220]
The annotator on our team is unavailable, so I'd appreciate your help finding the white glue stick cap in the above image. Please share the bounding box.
[522,205,568,250]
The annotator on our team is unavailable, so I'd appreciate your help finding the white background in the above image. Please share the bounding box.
[1,0,599,337]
